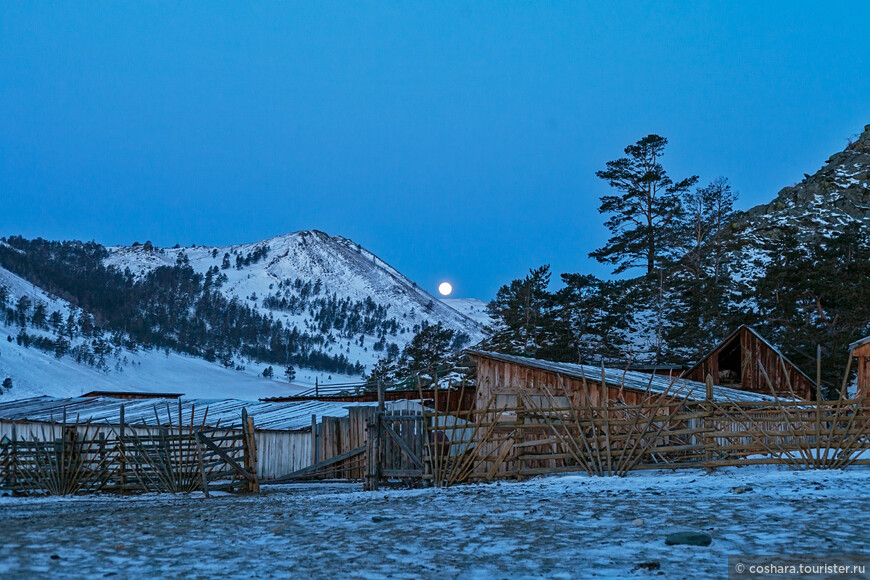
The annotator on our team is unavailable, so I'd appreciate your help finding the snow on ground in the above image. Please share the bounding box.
[3,467,869,578]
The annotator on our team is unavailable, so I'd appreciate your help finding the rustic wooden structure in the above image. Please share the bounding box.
[414,392,870,485]
[0,403,258,496]
[0,397,387,481]
[466,349,776,409]
[682,326,816,399]
[851,336,870,398]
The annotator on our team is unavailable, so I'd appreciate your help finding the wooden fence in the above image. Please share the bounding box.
[0,405,258,496]
[415,392,870,486]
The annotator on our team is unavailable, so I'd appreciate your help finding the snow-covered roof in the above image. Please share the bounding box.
[0,396,379,432]
[849,335,870,351]
[466,350,777,402]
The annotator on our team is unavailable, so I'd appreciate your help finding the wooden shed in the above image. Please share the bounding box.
[681,326,816,400]
[466,350,775,410]
[850,335,870,398]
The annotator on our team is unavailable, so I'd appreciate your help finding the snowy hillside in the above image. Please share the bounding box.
[103,230,485,373]
[0,266,328,401]
[742,124,870,237]
[0,231,489,401]
[440,298,493,327]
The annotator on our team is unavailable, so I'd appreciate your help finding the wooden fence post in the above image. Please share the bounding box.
[246,412,259,493]
[311,414,319,467]
[118,404,127,493]
[375,379,385,487]
[365,408,380,491]
[195,433,210,499]
[516,396,526,481]
[704,374,714,469]
[241,408,259,493]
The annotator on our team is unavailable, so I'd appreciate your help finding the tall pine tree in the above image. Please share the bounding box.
[590,135,698,276]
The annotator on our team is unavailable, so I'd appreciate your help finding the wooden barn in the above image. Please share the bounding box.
[466,349,776,409]
[850,335,870,398]
[681,325,816,400]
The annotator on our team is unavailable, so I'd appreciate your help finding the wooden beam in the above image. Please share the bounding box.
[195,432,254,482]
[269,445,367,483]
[382,423,425,470]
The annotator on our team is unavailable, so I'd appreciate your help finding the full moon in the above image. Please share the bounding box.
[438,282,453,296]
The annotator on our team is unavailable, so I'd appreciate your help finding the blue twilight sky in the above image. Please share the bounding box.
[2,2,869,300]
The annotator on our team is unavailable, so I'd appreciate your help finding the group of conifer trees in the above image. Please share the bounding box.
[484,135,870,394]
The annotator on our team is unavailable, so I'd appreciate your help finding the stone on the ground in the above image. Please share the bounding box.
[664,531,713,546]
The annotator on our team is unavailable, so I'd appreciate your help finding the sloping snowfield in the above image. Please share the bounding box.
[3,467,869,578]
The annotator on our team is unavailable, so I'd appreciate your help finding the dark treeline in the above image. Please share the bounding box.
[485,135,870,396]
[0,236,364,375]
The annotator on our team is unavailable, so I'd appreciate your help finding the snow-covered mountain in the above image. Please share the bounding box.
[726,124,870,286]
[0,230,486,400]
[104,230,484,365]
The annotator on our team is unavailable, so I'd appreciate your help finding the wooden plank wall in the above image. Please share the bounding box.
[854,344,870,398]
[683,328,814,399]
[475,357,663,411]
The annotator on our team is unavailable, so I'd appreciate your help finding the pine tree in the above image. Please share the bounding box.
[664,177,739,359]
[15,295,31,328]
[487,265,553,355]
[400,322,456,382]
[591,135,698,276]
[284,366,296,382]
[262,365,274,378]
[2,377,12,392]
[550,274,636,363]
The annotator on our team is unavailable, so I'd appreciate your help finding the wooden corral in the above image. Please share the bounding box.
[464,350,779,481]
[0,405,258,495]
[467,349,776,410]
[0,397,382,481]
[851,336,870,398]
[681,326,816,400]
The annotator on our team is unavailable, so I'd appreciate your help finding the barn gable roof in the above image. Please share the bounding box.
[681,325,816,388]
[466,350,776,402]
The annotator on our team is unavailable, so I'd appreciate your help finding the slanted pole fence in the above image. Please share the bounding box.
[0,404,258,496]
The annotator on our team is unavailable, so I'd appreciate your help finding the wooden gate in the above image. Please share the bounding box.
[365,409,426,490]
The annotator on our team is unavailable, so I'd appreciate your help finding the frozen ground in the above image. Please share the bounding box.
[2,467,869,579]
